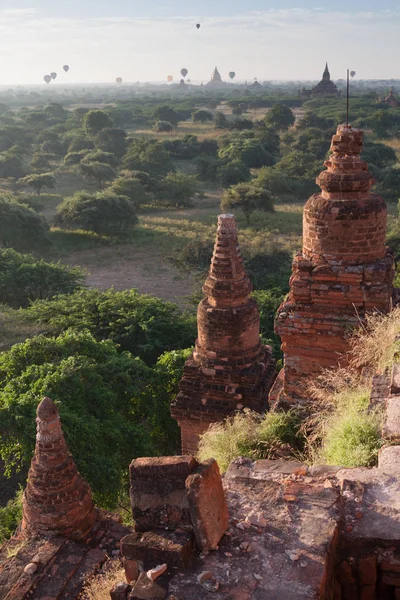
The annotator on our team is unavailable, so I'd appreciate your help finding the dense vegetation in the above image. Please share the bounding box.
[1,83,400,542]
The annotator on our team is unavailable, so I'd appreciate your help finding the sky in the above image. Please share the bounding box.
[0,1,399,84]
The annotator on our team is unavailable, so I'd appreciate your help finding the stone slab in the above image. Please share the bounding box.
[378,445,400,476]
[337,468,400,542]
[129,573,167,599]
[391,363,400,395]
[120,531,195,569]
[186,458,229,551]
[382,397,400,440]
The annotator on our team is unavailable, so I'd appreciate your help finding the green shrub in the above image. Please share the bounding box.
[154,172,202,208]
[0,195,49,251]
[221,183,274,224]
[0,249,84,308]
[55,191,137,235]
[0,329,179,507]
[197,409,303,472]
[320,388,383,467]
[0,489,23,544]
[154,120,173,132]
[24,288,197,364]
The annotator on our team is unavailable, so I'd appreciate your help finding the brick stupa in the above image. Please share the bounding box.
[22,397,97,541]
[274,125,394,404]
[171,214,276,454]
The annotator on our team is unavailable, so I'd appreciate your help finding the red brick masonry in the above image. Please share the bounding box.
[171,213,276,454]
[21,397,97,541]
[274,125,394,404]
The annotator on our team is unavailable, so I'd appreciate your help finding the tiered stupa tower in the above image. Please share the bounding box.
[274,125,394,404]
[171,214,276,454]
[22,397,97,540]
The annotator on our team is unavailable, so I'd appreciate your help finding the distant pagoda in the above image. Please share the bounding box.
[379,88,400,108]
[206,66,227,88]
[300,63,339,97]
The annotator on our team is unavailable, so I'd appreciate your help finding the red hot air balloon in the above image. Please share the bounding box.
[229,71,236,80]
[167,75,173,83]
[350,71,356,78]
[116,77,122,85]
[44,75,51,84]
[63,65,69,73]
[50,72,57,80]
[196,23,200,29]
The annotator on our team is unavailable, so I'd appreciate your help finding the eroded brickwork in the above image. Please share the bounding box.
[274,125,394,404]
[171,214,276,454]
[21,396,97,541]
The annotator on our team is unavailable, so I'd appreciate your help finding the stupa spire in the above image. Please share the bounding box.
[202,214,251,307]
[22,397,97,541]
[171,215,276,454]
[272,125,394,405]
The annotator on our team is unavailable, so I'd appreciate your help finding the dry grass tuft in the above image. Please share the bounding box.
[349,306,400,373]
[80,561,125,600]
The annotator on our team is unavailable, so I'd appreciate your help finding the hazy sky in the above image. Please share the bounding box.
[1,1,399,84]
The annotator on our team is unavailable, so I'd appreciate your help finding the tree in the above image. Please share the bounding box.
[55,191,137,235]
[94,127,128,158]
[123,139,174,179]
[154,120,173,133]
[155,172,202,207]
[81,150,119,167]
[0,329,179,507]
[25,288,196,364]
[67,135,94,153]
[30,152,56,172]
[153,106,180,127]
[229,118,254,131]
[219,137,273,168]
[108,176,150,207]
[217,160,251,187]
[221,183,274,224]
[83,110,112,136]
[79,161,116,186]
[214,112,228,129]
[0,151,25,178]
[264,104,295,130]
[20,173,56,196]
[0,248,84,308]
[0,195,49,250]
[192,110,213,123]
[64,150,90,166]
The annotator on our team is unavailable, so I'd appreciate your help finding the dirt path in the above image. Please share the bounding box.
[61,245,196,306]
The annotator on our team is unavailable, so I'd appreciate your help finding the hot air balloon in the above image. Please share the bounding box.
[196,23,201,29]
[50,72,57,80]
[229,71,236,80]
[167,75,173,83]
[116,77,122,85]
[181,68,188,79]
[63,65,69,73]
[44,75,51,84]
[350,71,356,78]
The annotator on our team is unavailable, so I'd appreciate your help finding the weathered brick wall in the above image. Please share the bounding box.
[172,214,276,453]
[274,125,394,404]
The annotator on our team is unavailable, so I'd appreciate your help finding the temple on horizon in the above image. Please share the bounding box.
[206,66,228,88]
[300,63,340,97]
